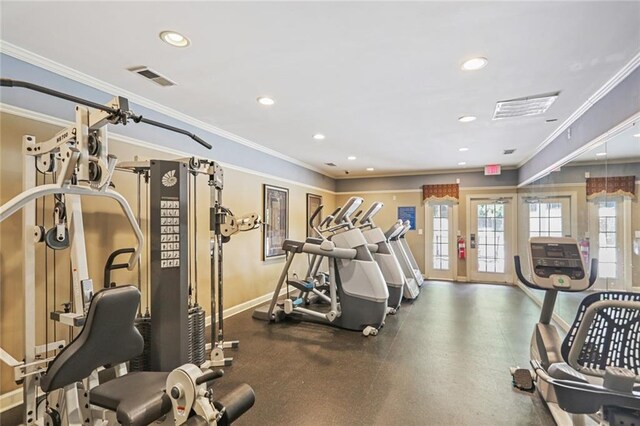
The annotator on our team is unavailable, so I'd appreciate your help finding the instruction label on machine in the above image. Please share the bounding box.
[160,199,181,268]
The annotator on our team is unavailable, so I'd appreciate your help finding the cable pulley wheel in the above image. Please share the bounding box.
[34,225,46,243]
[87,133,101,156]
[88,161,102,182]
[45,228,69,250]
[54,201,66,220]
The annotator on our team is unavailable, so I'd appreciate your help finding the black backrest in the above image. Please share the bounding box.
[40,286,144,392]
[561,291,640,375]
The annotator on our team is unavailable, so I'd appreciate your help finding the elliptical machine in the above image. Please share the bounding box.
[514,237,640,424]
[253,197,389,336]
[385,221,423,295]
[357,202,410,312]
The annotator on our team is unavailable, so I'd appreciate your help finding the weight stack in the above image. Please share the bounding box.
[187,307,195,364]
[189,305,206,367]
[130,314,152,371]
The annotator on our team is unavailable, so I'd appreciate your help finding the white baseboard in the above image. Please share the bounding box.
[205,287,289,328]
[1,287,287,413]
[0,388,23,412]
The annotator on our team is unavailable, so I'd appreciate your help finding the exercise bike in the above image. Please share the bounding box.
[513,236,640,425]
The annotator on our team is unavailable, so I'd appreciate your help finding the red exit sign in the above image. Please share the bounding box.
[484,164,501,176]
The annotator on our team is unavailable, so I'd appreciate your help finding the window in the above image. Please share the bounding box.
[598,201,617,278]
[477,203,505,273]
[529,202,563,238]
[432,205,449,270]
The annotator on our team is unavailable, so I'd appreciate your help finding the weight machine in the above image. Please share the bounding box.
[0,79,255,425]
[116,157,260,370]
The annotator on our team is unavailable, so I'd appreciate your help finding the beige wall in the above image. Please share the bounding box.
[0,112,335,394]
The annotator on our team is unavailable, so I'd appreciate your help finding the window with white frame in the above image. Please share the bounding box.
[597,201,617,279]
[477,203,505,273]
[432,205,449,270]
[529,202,563,238]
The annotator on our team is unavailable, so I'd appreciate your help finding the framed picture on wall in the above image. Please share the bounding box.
[306,193,323,237]
[263,184,289,259]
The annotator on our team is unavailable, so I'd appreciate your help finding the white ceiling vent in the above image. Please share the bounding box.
[128,66,176,87]
[493,92,559,120]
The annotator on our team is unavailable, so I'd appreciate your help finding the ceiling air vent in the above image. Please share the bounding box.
[128,66,176,87]
[324,162,337,167]
[493,92,559,120]
[503,149,516,155]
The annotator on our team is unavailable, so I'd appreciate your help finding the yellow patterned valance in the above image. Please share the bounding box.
[422,184,459,204]
[586,176,635,201]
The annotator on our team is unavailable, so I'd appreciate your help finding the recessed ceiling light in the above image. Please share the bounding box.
[347,156,357,161]
[461,57,488,71]
[459,147,469,152]
[257,97,275,106]
[595,152,607,157]
[313,133,325,140]
[634,133,640,138]
[159,31,190,48]
[458,116,477,123]
[366,167,375,171]
[458,161,467,166]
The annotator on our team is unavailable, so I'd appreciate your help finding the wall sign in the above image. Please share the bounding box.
[398,206,416,230]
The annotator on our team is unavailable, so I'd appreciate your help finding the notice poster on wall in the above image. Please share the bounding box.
[398,206,416,230]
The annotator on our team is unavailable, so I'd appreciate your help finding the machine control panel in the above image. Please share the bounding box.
[528,237,588,290]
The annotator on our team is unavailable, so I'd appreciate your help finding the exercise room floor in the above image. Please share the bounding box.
[216,281,555,425]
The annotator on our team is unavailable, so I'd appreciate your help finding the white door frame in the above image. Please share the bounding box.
[466,193,517,284]
[588,197,632,291]
[423,202,458,280]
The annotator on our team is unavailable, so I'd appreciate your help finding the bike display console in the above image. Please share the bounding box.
[528,237,589,291]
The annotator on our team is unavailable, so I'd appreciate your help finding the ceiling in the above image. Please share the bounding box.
[1,2,639,178]
[572,122,640,164]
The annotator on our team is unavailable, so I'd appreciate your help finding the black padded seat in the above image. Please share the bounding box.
[90,371,172,426]
[40,286,173,426]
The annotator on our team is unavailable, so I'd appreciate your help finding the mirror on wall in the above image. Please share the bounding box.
[516,123,640,325]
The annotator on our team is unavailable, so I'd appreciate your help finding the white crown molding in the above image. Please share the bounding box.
[0,40,333,178]
[337,165,518,180]
[518,110,640,187]
[335,185,519,195]
[518,50,640,168]
[0,103,337,195]
[336,189,422,195]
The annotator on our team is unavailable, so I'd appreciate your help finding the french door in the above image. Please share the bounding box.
[588,198,631,291]
[468,198,514,283]
[425,203,455,280]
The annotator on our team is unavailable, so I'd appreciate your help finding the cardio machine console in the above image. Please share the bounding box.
[528,237,588,290]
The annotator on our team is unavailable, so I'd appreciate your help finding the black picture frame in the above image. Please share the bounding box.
[306,193,323,237]
[263,184,289,259]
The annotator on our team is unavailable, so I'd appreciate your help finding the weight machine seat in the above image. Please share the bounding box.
[561,291,640,375]
[89,371,172,426]
[41,285,144,392]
